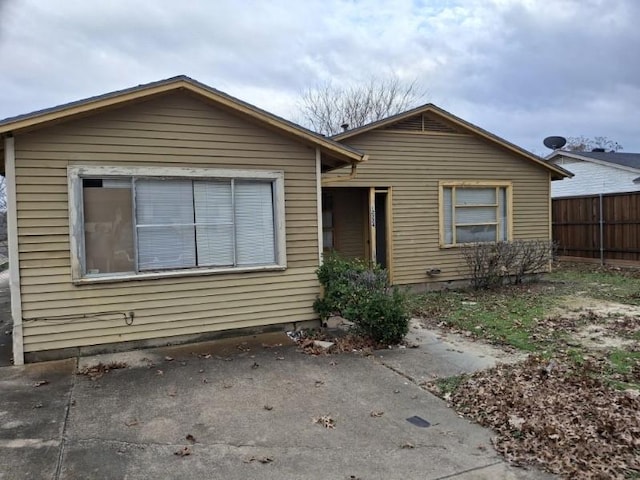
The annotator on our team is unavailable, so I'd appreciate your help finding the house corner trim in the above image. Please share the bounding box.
[4,136,24,365]
[315,149,323,265]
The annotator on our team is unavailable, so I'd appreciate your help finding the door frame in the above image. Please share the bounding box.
[368,187,394,283]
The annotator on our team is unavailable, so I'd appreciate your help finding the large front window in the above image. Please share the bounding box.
[440,182,512,246]
[69,166,286,282]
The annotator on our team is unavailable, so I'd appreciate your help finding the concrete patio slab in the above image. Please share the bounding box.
[0,332,552,480]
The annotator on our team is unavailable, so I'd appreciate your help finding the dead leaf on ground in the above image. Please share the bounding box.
[185,434,196,444]
[251,362,260,369]
[312,415,336,429]
[164,356,174,362]
[77,362,127,381]
[370,410,384,418]
[33,380,49,387]
[124,419,139,427]
[167,387,177,397]
[244,456,273,464]
[445,354,640,479]
[400,442,415,449]
[264,405,273,411]
[314,380,325,387]
[244,455,273,464]
[174,446,191,457]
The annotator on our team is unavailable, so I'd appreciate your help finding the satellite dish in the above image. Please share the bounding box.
[543,136,567,150]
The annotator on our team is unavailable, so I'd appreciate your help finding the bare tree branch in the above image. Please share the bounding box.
[564,136,623,152]
[297,76,426,136]
[0,177,6,212]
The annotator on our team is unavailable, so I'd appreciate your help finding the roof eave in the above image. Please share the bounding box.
[547,151,640,175]
[0,76,364,167]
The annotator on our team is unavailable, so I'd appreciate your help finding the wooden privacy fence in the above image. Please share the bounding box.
[552,191,640,264]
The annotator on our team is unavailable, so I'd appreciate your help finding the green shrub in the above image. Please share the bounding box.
[313,253,409,345]
[344,287,410,345]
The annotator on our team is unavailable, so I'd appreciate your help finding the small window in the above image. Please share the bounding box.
[70,167,285,281]
[440,182,511,246]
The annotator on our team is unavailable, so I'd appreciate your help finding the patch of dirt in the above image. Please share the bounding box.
[445,355,640,479]
[550,295,640,320]
[542,296,640,351]
[574,324,636,349]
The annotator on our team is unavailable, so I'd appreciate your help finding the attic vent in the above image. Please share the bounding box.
[387,114,461,133]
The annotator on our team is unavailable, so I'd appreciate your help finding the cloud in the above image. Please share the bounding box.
[0,0,637,152]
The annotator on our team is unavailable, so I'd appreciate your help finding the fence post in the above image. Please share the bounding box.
[599,193,604,265]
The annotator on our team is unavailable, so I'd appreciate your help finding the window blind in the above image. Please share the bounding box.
[194,181,234,266]
[235,181,275,266]
[136,179,196,270]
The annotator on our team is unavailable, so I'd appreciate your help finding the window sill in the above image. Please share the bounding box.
[73,264,288,285]
[440,241,511,249]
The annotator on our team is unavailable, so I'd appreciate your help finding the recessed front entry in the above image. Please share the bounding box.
[322,186,393,280]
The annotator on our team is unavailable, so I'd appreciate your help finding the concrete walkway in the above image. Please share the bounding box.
[0,328,552,480]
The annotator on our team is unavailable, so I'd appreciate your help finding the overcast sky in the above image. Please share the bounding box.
[0,0,638,154]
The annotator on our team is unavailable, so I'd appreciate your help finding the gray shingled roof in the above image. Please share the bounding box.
[576,151,640,170]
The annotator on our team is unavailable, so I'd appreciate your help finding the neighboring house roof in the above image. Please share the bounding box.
[0,75,365,169]
[547,150,640,172]
[332,103,572,180]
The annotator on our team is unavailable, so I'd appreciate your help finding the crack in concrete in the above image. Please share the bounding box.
[64,437,394,452]
[432,460,505,479]
[373,355,422,386]
[53,357,77,480]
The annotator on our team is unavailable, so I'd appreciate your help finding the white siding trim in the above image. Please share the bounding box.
[315,149,323,264]
[69,165,284,180]
[5,137,23,365]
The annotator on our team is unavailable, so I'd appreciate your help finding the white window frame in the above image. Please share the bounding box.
[68,165,287,284]
[439,180,513,248]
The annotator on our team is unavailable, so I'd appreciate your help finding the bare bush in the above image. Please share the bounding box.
[461,240,556,289]
[511,240,557,284]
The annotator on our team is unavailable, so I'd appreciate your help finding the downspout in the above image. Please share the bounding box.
[315,148,323,265]
[321,154,367,185]
[4,135,24,365]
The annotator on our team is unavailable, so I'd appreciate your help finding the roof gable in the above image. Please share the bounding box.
[0,76,364,169]
[384,112,465,134]
[333,103,571,180]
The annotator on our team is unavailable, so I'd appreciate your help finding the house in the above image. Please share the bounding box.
[0,76,364,364]
[325,105,569,285]
[546,150,640,198]
[0,76,569,364]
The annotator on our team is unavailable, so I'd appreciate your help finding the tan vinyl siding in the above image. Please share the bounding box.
[326,130,551,285]
[15,92,321,352]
